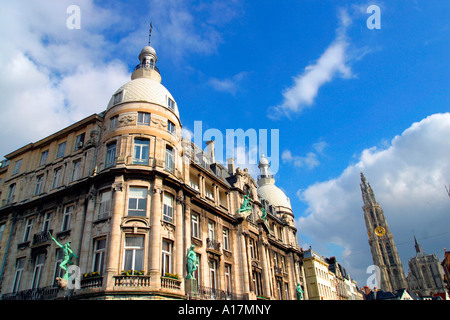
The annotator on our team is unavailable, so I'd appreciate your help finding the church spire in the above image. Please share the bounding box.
[414,234,424,255]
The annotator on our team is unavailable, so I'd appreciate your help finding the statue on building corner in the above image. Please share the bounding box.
[49,232,78,290]
[186,245,199,280]
[296,283,304,300]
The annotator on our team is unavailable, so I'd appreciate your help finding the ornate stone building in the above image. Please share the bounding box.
[406,236,446,298]
[0,41,306,300]
[360,173,408,292]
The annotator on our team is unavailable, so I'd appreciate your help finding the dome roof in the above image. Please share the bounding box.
[106,77,179,117]
[139,45,157,61]
[258,184,292,210]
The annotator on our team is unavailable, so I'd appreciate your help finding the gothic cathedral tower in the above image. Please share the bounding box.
[360,173,408,292]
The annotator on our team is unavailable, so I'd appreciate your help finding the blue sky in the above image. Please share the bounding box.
[0,1,449,288]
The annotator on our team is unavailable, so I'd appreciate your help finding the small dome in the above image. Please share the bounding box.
[139,45,157,61]
[106,78,179,117]
[259,154,270,166]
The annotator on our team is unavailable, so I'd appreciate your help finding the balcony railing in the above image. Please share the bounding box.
[80,276,103,289]
[113,275,151,287]
[1,286,59,300]
[161,276,181,290]
[186,282,247,300]
[32,230,53,245]
[206,238,221,252]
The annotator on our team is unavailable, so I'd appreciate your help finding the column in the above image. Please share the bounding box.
[260,241,272,298]
[78,185,97,273]
[149,176,163,288]
[238,228,250,296]
[175,190,184,290]
[105,176,125,290]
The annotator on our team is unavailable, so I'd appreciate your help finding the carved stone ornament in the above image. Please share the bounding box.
[118,114,135,127]
[113,183,123,192]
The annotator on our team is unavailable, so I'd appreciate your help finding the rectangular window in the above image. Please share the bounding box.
[31,253,46,289]
[23,218,33,242]
[74,133,85,151]
[191,213,200,239]
[113,91,123,105]
[53,249,65,286]
[161,239,173,276]
[71,161,81,181]
[0,223,5,243]
[98,190,112,219]
[52,168,62,188]
[223,227,230,251]
[12,258,25,293]
[128,187,147,217]
[209,259,217,290]
[284,283,290,300]
[133,138,149,165]
[34,175,44,195]
[249,238,255,259]
[208,221,215,241]
[167,121,175,135]
[109,115,119,129]
[225,264,232,295]
[123,236,144,274]
[205,184,214,200]
[137,112,150,125]
[163,193,174,223]
[165,146,174,172]
[12,159,22,175]
[93,238,106,275]
[167,97,175,110]
[42,212,52,233]
[105,143,116,168]
[56,142,66,159]
[39,150,48,166]
[62,205,73,231]
[7,183,16,203]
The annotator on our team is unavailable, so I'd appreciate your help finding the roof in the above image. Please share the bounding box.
[257,183,292,210]
[106,77,179,117]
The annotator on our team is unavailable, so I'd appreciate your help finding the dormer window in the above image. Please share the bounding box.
[113,90,123,105]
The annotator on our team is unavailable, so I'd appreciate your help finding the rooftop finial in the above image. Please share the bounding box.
[148,21,153,46]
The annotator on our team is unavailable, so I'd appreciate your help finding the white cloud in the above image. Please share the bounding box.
[282,141,327,170]
[296,113,450,286]
[208,71,247,95]
[268,9,354,120]
[0,1,130,158]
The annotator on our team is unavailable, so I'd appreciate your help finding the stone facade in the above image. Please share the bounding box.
[0,44,306,300]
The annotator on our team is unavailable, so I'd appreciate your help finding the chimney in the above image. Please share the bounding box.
[227,157,235,175]
[206,140,215,164]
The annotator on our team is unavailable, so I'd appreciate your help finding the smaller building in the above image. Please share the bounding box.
[441,249,450,294]
[303,249,336,300]
[406,236,447,298]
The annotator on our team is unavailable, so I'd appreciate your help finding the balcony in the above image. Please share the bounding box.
[161,276,181,290]
[186,282,246,300]
[206,238,221,252]
[80,276,103,289]
[32,230,53,246]
[113,275,151,287]
[1,286,59,300]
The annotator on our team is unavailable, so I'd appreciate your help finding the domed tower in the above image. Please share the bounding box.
[101,40,182,174]
[257,155,298,246]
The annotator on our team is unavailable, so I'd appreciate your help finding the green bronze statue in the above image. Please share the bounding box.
[238,193,252,214]
[186,245,198,280]
[49,232,78,280]
[261,207,267,222]
[296,283,304,300]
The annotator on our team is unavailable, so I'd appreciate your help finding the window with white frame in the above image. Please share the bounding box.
[205,183,214,200]
[167,97,175,110]
[42,212,52,233]
[31,253,46,289]
[98,189,112,219]
[161,239,173,276]
[71,160,81,181]
[93,238,106,275]
[62,205,73,231]
[191,213,200,239]
[133,138,149,165]
[284,283,290,300]
[208,221,215,241]
[249,238,255,259]
[165,146,174,172]
[23,218,33,242]
[225,264,232,295]
[105,142,116,168]
[34,175,44,195]
[137,112,150,125]
[163,193,174,223]
[39,150,48,166]
[209,259,217,290]
[123,236,144,274]
[223,227,230,251]
[56,142,66,159]
[167,120,175,135]
[12,258,25,293]
[128,187,147,217]
[52,167,62,189]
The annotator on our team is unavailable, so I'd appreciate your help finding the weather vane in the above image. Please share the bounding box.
[148,21,153,46]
